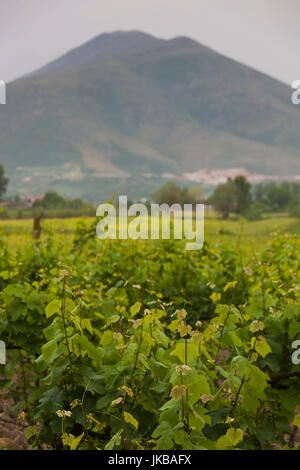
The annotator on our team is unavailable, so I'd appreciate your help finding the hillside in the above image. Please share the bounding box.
[1,31,299,200]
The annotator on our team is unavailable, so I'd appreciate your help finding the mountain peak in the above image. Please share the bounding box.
[34,31,207,77]
[168,36,200,48]
[36,30,164,75]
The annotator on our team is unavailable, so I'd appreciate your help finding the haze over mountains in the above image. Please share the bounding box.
[1,31,300,200]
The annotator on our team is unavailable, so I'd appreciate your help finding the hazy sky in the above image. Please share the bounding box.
[1,0,300,84]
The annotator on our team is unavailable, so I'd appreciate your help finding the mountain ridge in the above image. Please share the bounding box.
[35,31,211,76]
[1,30,299,200]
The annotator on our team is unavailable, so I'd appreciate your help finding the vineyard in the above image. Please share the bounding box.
[0,217,299,450]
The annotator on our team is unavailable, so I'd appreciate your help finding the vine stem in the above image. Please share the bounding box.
[214,282,238,367]
[184,334,190,432]
[81,380,92,449]
[233,337,258,410]
[233,266,267,409]
[130,320,144,381]
[19,352,31,424]
[214,305,231,367]
[61,277,73,376]
[121,397,127,449]
[179,371,185,423]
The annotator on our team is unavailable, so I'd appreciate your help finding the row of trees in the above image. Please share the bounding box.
[33,191,91,211]
[152,182,204,206]
[152,177,252,219]
[209,178,300,218]
[31,191,94,218]
[253,181,300,211]
[152,177,300,219]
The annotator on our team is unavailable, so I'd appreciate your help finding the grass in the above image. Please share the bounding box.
[0,213,299,251]
[204,212,300,249]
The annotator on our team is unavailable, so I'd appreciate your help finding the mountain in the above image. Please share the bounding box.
[1,31,299,201]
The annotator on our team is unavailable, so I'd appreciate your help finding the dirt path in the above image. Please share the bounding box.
[0,394,28,450]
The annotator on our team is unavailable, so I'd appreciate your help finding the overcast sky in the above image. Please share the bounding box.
[1,0,300,84]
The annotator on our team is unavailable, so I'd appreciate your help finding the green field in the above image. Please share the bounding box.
[0,213,299,251]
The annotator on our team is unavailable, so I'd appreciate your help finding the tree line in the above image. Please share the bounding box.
[152,177,300,219]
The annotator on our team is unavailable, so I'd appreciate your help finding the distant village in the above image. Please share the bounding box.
[0,195,43,209]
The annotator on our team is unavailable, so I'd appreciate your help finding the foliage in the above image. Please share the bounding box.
[210,178,300,220]
[0,192,95,219]
[32,192,94,217]
[253,181,300,213]
[233,176,252,215]
[0,219,299,450]
[209,178,237,219]
[152,182,204,207]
